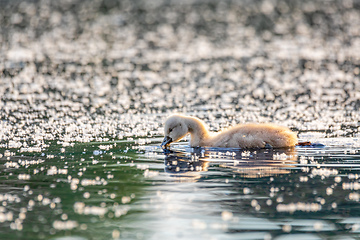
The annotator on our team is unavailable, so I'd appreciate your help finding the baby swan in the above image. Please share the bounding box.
[161,115,298,149]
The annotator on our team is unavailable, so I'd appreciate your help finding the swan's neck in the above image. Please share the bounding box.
[185,117,210,147]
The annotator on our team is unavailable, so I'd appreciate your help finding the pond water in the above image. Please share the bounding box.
[1,0,360,239]
[1,135,360,240]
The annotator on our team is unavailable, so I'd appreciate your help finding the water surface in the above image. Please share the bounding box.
[1,0,360,239]
[1,135,360,240]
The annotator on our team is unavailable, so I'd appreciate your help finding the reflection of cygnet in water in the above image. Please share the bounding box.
[161,115,298,149]
[164,153,209,174]
[219,147,298,178]
[164,147,297,178]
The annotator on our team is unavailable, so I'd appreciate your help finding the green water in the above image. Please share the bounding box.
[1,138,360,240]
[0,141,147,240]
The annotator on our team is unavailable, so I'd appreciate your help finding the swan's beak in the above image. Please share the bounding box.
[161,136,172,149]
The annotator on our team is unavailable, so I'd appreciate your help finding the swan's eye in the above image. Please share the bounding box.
[169,128,173,133]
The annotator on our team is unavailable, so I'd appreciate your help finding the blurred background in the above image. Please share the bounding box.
[1,0,359,130]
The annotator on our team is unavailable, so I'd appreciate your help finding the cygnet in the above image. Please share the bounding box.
[161,115,298,149]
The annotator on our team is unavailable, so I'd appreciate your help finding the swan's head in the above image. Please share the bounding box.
[161,115,189,149]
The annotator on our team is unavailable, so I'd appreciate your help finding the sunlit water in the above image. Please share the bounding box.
[1,134,360,240]
[1,0,360,239]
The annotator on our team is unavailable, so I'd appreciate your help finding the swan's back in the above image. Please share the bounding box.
[210,123,298,148]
